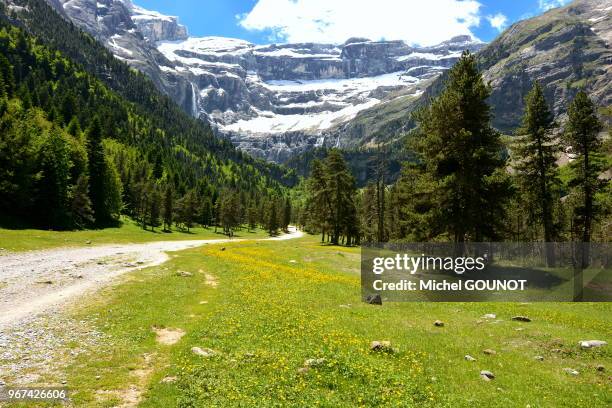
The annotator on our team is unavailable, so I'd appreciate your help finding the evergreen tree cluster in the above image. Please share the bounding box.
[0,6,292,229]
[297,52,610,248]
[297,150,360,246]
[124,174,292,238]
[384,53,608,247]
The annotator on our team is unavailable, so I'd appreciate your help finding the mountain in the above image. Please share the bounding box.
[158,35,484,162]
[37,0,483,162]
[35,0,610,168]
[356,0,612,144]
[479,0,611,132]
[47,0,196,115]
[0,0,296,195]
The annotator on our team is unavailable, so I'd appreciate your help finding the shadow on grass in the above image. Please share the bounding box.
[0,214,125,232]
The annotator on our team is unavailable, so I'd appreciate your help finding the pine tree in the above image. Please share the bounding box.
[375,145,387,242]
[267,199,279,236]
[104,156,123,221]
[325,149,356,245]
[564,91,605,271]
[360,183,378,242]
[282,197,291,232]
[247,203,258,232]
[70,174,94,228]
[176,190,198,232]
[218,190,241,237]
[148,185,161,231]
[514,82,560,266]
[66,116,82,139]
[408,51,512,248]
[152,153,163,180]
[0,106,39,215]
[199,197,212,228]
[306,159,331,242]
[162,185,173,231]
[86,117,107,224]
[37,126,72,228]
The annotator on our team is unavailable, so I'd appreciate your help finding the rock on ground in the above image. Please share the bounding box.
[579,340,607,349]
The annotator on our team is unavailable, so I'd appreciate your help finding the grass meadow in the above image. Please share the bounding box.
[10,234,603,407]
[0,217,267,252]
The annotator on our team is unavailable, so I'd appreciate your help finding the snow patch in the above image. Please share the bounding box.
[263,72,417,93]
[396,51,462,61]
[131,5,175,22]
[108,38,133,56]
[223,99,380,134]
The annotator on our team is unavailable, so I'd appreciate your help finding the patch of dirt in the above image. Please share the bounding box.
[205,274,218,288]
[152,327,185,345]
[96,353,156,408]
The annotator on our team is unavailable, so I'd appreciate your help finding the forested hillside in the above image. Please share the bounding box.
[0,1,295,230]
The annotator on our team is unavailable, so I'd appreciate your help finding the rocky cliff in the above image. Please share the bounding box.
[155,35,482,161]
[330,0,611,151]
[480,0,611,132]
[40,0,482,162]
[53,0,194,114]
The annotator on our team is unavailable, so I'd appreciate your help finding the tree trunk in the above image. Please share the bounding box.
[582,147,592,269]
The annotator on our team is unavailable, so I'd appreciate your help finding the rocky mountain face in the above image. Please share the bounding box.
[156,35,483,161]
[49,0,195,114]
[480,0,611,132]
[41,0,482,162]
[41,0,608,165]
[353,0,612,144]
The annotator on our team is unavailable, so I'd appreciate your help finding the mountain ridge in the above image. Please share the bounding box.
[37,0,484,162]
[30,0,612,167]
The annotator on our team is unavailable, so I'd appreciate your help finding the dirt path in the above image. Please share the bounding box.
[0,227,303,329]
[0,227,303,389]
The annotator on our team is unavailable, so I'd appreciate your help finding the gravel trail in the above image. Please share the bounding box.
[0,228,302,386]
[0,227,303,329]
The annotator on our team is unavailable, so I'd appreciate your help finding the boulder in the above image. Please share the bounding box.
[365,294,382,305]
[176,271,193,277]
[579,340,607,349]
[480,370,495,380]
[433,320,444,327]
[563,368,579,376]
[304,358,326,368]
[191,347,216,357]
[370,340,394,353]
[464,355,476,362]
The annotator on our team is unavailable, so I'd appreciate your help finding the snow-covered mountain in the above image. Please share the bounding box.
[50,0,484,161]
[156,35,483,160]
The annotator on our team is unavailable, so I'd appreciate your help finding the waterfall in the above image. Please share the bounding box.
[191,83,198,118]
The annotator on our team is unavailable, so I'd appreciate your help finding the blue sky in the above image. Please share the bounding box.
[134,0,571,46]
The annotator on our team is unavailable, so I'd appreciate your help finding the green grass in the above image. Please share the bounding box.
[0,217,268,252]
[45,234,611,407]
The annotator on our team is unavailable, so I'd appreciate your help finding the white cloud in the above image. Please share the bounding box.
[238,0,483,46]
[487,13,508,31]
[538,0,571,12]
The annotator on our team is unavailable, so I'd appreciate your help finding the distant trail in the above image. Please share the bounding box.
[0,227,303,329]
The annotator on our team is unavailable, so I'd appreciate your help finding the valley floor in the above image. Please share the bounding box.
[0,232,609,407]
